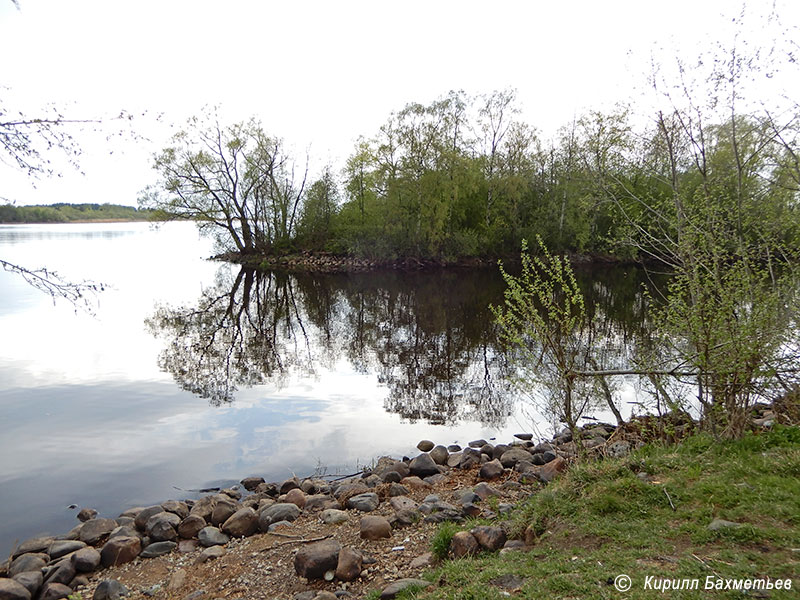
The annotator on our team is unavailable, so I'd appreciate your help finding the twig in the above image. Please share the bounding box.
[691,553,714,572]
[260,534,331,551]
[663,487,676,511]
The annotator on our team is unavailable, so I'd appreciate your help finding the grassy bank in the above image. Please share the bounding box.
[403,426,800,599]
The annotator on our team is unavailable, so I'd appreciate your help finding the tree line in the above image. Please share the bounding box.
[0,202,153,223]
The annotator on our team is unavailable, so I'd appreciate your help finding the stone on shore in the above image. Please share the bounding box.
[92,579,129,600]
[408,454,439,478]
[470,526,507,550]
[160,500,190,520]
[258,503,301,531]
[240,476,265,491]
[416,440,434,452]
[538,456,567,482]
[100,536,141,567]
[9,554,48,577]
[379,579,433,599]
[39,583,72,600]
[479,459,504,480]
[140,541,177,558]
[197,527,229,547]
[77,508,98,522]
[319,509,349,525]
[177,515,206,540]
[334,547,362,582]
[499,448,532,468]
[429,445,449,465]
[210,498,239,526]
[11,537,54,559]
[221,507,258,538]
[293,539,341,580]
[79,518,118,545]
[284,488,306,509]
[42,560,75,586]
[360,516,392,540]
[47,541,86,560]
[194,545,225,564]
[145,512,180,542]
[71,547,102,572]
[133,506,165,531]
[346,493,380,512]
[0,578,31,600]
[450,531,480,557]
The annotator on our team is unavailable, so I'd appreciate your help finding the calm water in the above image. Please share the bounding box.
[0,222,654,556]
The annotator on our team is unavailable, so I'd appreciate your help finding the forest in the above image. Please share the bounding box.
[0,202,154,223]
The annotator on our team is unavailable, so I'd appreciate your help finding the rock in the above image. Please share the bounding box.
[78,518,118,546]
[145,512,180,542]
[71,547,101,573]
[502,540,526,550]
[177,515,206,539]
[514,433,533,441]
[708,518,741,531]
[177,540,199,553]
[255,482,279,497]
[160,500,189,520]
[332,482,369,500]
[140,541,177,558]
[39,583,72,600]
[11,571,43,597]
[42,559,74,586]
[303,494,335,511]
[166,569,186,591]
[374,459,410,480]
[457,490,480,505]
[470,526,507,550]
[268,520,294,533]
[335,547,362,581]
[279,477,301,495]
[197,526,229,547]
[458,452,481,470]
[379,578,433,599]
[293,593,315,600]
[416,440,434,452]
[221,507,258,538]
[293,539,341,579]
[388,483,410,497]
[499,448,532,468]
[360,516,392,540]
[69,575,89,590]
[447,444,462,452]
[11,538,54,559]
[0,578,31,600]
[47,541,86,560]
[450,531,480,558]
[399,476,431,490]
[409,453,439,478]
[320,509,349,525]
[134,506,165,531]
[429,445,449,465]
[109,525,140,540]
[389,497,418,512]
[77,508,98,522]
[210,498,239,526]
[394,509,420,526]
[473,482,500,500]
[346,493,380,512]
[100,536,141,567]
[479,459,504,480]
[194,545,225,564]
[606,441,631,458]
[539,456,568,482]
[533,442,554,453]
[462,503,481,518]
[446,453,462,468]
[468,439,487,448]
[258,503,301,530]
[9,554,48,577]
[284,488,306,509]
[409,553,432,569]
[423,473,447,485]
[221,487,241,500]
[188,496,217,522]
[381,471,403,484]
[240,476,265,491]
[92,579,129,600]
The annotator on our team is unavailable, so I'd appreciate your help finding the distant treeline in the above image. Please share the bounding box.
[0,203,155,223]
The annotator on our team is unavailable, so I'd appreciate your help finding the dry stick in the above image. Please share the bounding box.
[261,534,331,551]
[663,487,676,511]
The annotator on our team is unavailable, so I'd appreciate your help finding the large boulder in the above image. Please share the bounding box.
[47,541,86,560]
[100,536,141,567]
[79,518,118,545]
[499,448,532,468]
[133,506,165,531]
[210,498,239,526]
[538,456,568,482]
[9,554,48,577]
[360,516,392,540]
[470,526,507,550]
[160,500,189,520]
[11,538,54,559]
[39,583,72,600]
[408,454,439,478]
[450,531,480,557]
[293,539,341,580]
[71,547,101,572]
[346,493,380,512]
[221,507,258,538]
[258,503,301,531]
[479,459,504,480]
[416,440,434,452]
[197,527,229,547]
[429,445,449,465]
[92,579,129,600]
[11,571,43,598]
[178,515,206,539]
[334,547,362,582]
[0,578,32,600]
[240,476,265,491]
[145,512,180,542]
[140,541,177,558]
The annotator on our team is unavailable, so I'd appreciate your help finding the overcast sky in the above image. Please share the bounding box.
[1,0,798,206]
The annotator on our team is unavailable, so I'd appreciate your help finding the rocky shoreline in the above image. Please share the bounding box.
[0,405,780,600]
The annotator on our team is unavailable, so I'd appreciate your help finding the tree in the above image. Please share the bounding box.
[297,165,339,250]
[140,110,307,255]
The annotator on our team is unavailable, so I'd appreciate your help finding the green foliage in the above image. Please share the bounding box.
[0,203,151,223]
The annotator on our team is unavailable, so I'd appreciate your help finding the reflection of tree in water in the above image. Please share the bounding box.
[146,263,663,425]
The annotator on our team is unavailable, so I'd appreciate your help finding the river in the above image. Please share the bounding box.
[0,221,654,556]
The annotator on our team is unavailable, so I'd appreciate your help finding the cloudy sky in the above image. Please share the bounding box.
[1,0,798,206]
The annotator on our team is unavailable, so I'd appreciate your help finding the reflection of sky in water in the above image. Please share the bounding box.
[0,222,537,556]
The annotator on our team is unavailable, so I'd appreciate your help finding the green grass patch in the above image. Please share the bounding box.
[412,426,800,599]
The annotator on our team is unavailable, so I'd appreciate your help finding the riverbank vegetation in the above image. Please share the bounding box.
[0,202,154,223]
[412,423,800,600]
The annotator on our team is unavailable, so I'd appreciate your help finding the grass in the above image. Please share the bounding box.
[402,425,800,599]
